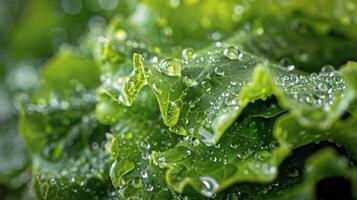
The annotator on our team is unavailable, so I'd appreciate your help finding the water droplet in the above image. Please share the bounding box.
[141,170,148,178]
[157,156,166,165]
[199,176,219,197]
[318,83,328,92]
[254,150,271,161]
[223,46,242,60]
[159,58,182,76]
[141,152,150,160]
[210,32,222,41]
[182,48,196,60]
[230,144,238,149]
[279,58,295,71]
[150,56,159,64]
[224,96,238,106]
[146,184,154,192]
[131,178,142,188]
[214,67,225,76]
[183,77,198,87]
[193,139,200,147]
[236,149,252,161]
[321,65,335,73]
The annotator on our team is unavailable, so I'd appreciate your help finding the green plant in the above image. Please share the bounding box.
[12,0,357,199]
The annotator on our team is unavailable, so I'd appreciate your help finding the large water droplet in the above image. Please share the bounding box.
[223,46,242,60]
[159,58,182,76]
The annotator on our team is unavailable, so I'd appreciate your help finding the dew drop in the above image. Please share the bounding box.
[182,48,196,60]
[146,184,154,192]
[321,65,335,73]
[159,58,181,76]
[223,46,242,60]
[254,150,271,161]
[236,150,252,161]
[279,58,295,71]
[214,67,225,76]
[317,83,328,92]
[131,178,142,188]
[199,176,219,197]
[183,77,198,87]
[141,170,148,178]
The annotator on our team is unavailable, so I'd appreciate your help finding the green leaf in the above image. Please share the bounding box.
[17,49,118,199]
[124,42,355,144]
[229,16,357,72]
[152,117,290,197]
[232,148,357,200]
[276,148,357,200]
[33,148,116,200]
[19,50,101,158]
[147,61,357,196]
[97,80,180,199]
[275,113,357,160]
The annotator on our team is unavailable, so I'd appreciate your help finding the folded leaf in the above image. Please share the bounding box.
[152,117,290,197]
[125,44,355,144]
[227,147,357,200]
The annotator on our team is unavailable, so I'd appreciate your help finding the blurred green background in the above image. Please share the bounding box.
[0,0,133,199]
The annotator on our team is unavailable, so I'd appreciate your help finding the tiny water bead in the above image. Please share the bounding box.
[140,170,148,178]
[254,150,271,161]
[279,57,295,71]
[182,48,196,60]
[317,82,328,92]
[274,68,346,111]
[183,77,198,87]
[223,46,243,60]
[321,65,335,73]
[236,149,252,161]
[159,58,182,76]
[214,67,225,76]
